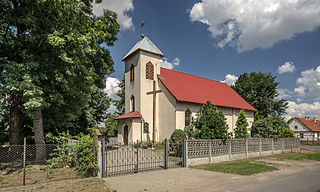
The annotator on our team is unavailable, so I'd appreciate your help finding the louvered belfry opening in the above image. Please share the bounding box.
[146,61,154,80]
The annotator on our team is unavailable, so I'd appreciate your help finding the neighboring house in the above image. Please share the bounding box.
[288,117,320,141]
[115,35,256,144]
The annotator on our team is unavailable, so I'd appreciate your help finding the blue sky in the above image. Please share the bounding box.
[93,0,320,119]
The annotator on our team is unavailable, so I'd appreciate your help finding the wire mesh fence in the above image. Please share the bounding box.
[0,138,97,189]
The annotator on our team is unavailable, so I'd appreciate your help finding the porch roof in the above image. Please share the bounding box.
[115,111,142,120]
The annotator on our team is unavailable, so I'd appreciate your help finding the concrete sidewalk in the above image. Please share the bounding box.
[104,159,320,192]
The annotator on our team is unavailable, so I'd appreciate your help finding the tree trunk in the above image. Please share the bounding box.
[9,94,21,145]
[33,107,46,163]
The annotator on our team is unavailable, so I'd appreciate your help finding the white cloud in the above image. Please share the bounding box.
[295,66,320,100]
[286,101,320,119]
[277,88,293,100]
[160,57,181,69]
[221,74,238,86]
[189,0,320,52]
[92,0,134,30]
[104,77,121,113]
[104,77,121,101]
[277,62,295,74]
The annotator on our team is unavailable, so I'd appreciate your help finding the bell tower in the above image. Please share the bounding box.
[122,36,164,142]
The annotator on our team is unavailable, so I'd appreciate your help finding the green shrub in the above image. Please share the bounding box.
[170,129,186,143]
[251,116,288,138]
[193,101,230,140]
[184,125,197,139]
[280,127,296,138]
[44,132,97,176]
[234,109,249,138]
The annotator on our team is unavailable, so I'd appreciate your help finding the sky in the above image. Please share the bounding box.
[92,0,320,119]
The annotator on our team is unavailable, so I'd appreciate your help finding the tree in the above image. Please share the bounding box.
[251,116,288,138]
[234,109,249,138]
[114,76,125,115]
[193,101,230,140]
[280,128,296,138]
[231,72,288,118]
[0,0,119,150]
[254,112,260,122]
[169,129,186,143]
[104,113,119,137]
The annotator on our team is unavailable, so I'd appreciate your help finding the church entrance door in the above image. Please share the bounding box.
[123,125,128,145]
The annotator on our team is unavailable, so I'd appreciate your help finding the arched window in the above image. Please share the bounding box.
[130,65,134,82]
[146,61,154,80]
[185,109,192,127]
[130,95,135,112]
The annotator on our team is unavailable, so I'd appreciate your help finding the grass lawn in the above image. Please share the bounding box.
[191,160,278,175]
[273,150,320,161]
[301,142,320,146]
[7,178,112,192]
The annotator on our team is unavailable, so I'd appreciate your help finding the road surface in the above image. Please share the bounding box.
[104,158,320,192]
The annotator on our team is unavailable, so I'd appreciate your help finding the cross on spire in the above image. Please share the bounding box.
[141,21,145,39]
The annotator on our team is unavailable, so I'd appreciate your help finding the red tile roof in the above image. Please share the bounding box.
[115,111,142,120]
[158,68,256,111]
[296,117,320,132]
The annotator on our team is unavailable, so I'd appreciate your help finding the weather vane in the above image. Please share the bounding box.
[141,21,145,39]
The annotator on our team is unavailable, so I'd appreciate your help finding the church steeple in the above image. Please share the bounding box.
[122,36,164,61]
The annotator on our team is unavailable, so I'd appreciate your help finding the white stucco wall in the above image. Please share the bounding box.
[175,101,254,137]
[158,80,177,141]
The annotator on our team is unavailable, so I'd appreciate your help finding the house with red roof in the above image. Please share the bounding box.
[288,117,320,141]
[115,35,256,144]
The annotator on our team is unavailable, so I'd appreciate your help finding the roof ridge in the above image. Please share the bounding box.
[160,67,228,85]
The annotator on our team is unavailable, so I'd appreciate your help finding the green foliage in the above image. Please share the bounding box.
[191,160,278,175]
[184,125,196,139]
[114,76,125,115]
[231,72,288,118]
[104,113,119,137]
[193,101,230,140]
[73,133,97,176]
[254,112,260,122]
[280,128,296,138]
[234,109,249,138]
[170,129,186,143]
[45,132,97,176]
[0,0,120,143]
[251,116,289,138]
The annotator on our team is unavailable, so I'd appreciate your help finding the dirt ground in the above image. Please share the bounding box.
[104,158,320,192]
[0,165,81,188]
[2,178,111,192]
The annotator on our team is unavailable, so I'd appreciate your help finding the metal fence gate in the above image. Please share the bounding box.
[100,139,185,177]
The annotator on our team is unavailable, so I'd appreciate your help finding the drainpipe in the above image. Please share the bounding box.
[141,117,145,143]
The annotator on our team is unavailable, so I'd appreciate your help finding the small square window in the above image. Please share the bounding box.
[294,126,298,129]
[300,133,304,138]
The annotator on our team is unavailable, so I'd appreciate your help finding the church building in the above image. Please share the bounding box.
[115,35,256,144]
